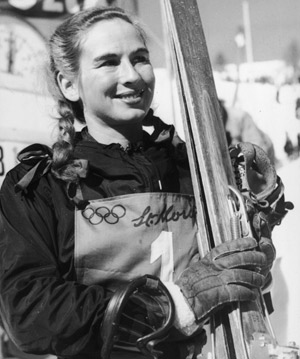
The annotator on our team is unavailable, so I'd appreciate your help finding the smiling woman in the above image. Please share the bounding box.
[0,5,276,359]
[57,18,155,146]
[46,7,157,181]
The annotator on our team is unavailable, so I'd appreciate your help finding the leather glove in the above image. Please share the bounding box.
[176,237,267,324]
[258,236,276,293]
[258,236,275,276]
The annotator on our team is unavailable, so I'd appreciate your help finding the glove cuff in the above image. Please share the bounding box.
[164,282,200,336]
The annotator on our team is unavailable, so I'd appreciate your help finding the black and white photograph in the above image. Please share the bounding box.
[0,1,299,358]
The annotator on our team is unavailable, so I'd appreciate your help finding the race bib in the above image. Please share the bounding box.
[75,192,198,289]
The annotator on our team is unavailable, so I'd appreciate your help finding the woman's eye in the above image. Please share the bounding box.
[100,59,119,67]
[133,55,149,64]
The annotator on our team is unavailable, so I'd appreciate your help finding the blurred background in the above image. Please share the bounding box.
[0,0,299,357]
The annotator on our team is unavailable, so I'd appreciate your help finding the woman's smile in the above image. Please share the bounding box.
[115,89,145,104]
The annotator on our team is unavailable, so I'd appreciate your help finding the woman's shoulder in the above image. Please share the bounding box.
[2,143,54,194]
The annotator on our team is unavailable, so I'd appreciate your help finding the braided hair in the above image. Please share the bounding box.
[47,6,148,182]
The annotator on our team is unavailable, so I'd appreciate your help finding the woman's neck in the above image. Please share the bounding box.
[87,121,143,149]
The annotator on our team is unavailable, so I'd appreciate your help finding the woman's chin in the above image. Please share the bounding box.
[116,108,149,124]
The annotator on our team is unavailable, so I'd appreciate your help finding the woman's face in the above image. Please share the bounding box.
[75,18,155,127]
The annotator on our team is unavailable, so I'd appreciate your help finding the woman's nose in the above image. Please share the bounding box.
[119,59,140,84]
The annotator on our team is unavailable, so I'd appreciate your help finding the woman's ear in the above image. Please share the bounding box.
[57,72,80,102]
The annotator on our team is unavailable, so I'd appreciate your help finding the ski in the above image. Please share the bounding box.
[162,0,299,358]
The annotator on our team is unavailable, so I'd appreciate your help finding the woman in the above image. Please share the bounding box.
[0,6,275,359]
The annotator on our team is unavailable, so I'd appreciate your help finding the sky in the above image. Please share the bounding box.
[9,0,300,70]
[198,0,300,63]
[137,0,300,69]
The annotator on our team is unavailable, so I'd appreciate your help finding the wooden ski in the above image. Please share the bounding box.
[161,0,296,358]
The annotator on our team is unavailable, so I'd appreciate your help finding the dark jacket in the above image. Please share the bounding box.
[0,113,194,359]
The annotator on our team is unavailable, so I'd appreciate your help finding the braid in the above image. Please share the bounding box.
[51,101,80,182]
[57,100,76,143]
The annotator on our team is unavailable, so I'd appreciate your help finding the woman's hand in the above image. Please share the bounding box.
[176,236,274,324]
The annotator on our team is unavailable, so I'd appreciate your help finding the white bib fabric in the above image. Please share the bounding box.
[75,192,198,289]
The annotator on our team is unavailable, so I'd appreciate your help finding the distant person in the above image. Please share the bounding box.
[219,100,276,165]
[284,133,294,158]
[294,99,300,155]
[295,98,300,120]
[284,98,300,159]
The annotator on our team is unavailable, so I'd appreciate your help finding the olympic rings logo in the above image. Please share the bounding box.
[82,204,126,225]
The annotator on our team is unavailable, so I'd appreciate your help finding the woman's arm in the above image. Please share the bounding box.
[0,166,110,357]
